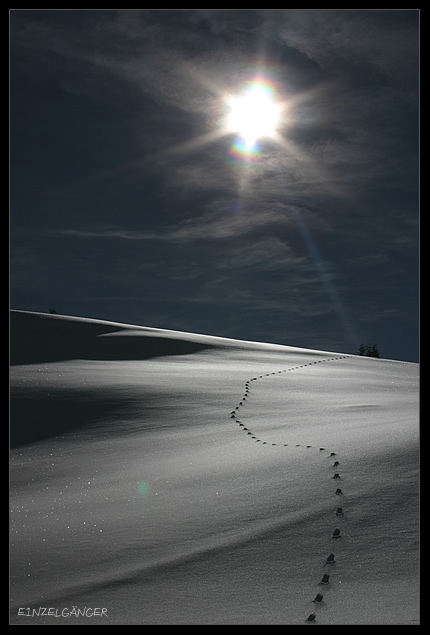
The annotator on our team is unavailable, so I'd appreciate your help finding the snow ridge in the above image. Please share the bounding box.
[229,354,351,624]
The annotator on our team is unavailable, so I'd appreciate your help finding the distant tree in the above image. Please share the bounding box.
[48,307,57,314]
[357,342,380,358]
[366,343,380,358]
[356,343,367,356]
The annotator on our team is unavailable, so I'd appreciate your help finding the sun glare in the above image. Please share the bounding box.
[150,72,287,165]
[225,79,281,148]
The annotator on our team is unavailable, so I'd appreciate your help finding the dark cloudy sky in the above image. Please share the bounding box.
[10,10,419,362]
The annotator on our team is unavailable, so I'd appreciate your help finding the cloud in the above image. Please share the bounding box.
[57,227,161,241]
[52,193,323,249]
[258,10,419,83]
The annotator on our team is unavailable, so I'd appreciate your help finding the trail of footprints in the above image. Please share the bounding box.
[229,355,351,625]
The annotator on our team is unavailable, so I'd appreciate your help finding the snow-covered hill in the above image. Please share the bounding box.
[9,311,419,624]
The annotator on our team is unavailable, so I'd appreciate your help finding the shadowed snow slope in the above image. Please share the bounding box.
[10,310,215,366]
[9,311,419,624]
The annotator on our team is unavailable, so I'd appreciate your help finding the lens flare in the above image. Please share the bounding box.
[137,481,150,497]
[229,137,261,162]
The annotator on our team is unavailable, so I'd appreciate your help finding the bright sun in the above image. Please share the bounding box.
[225,80,281,148]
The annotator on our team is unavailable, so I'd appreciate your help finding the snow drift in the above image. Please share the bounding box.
[9,310,419,624]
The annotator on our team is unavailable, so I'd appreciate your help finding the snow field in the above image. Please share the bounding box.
[10,312,419,624]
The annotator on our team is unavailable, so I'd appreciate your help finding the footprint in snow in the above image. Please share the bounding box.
[325,553,336,565]
[313,593,324,605]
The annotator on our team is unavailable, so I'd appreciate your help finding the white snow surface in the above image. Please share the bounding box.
[9,311,419,625]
